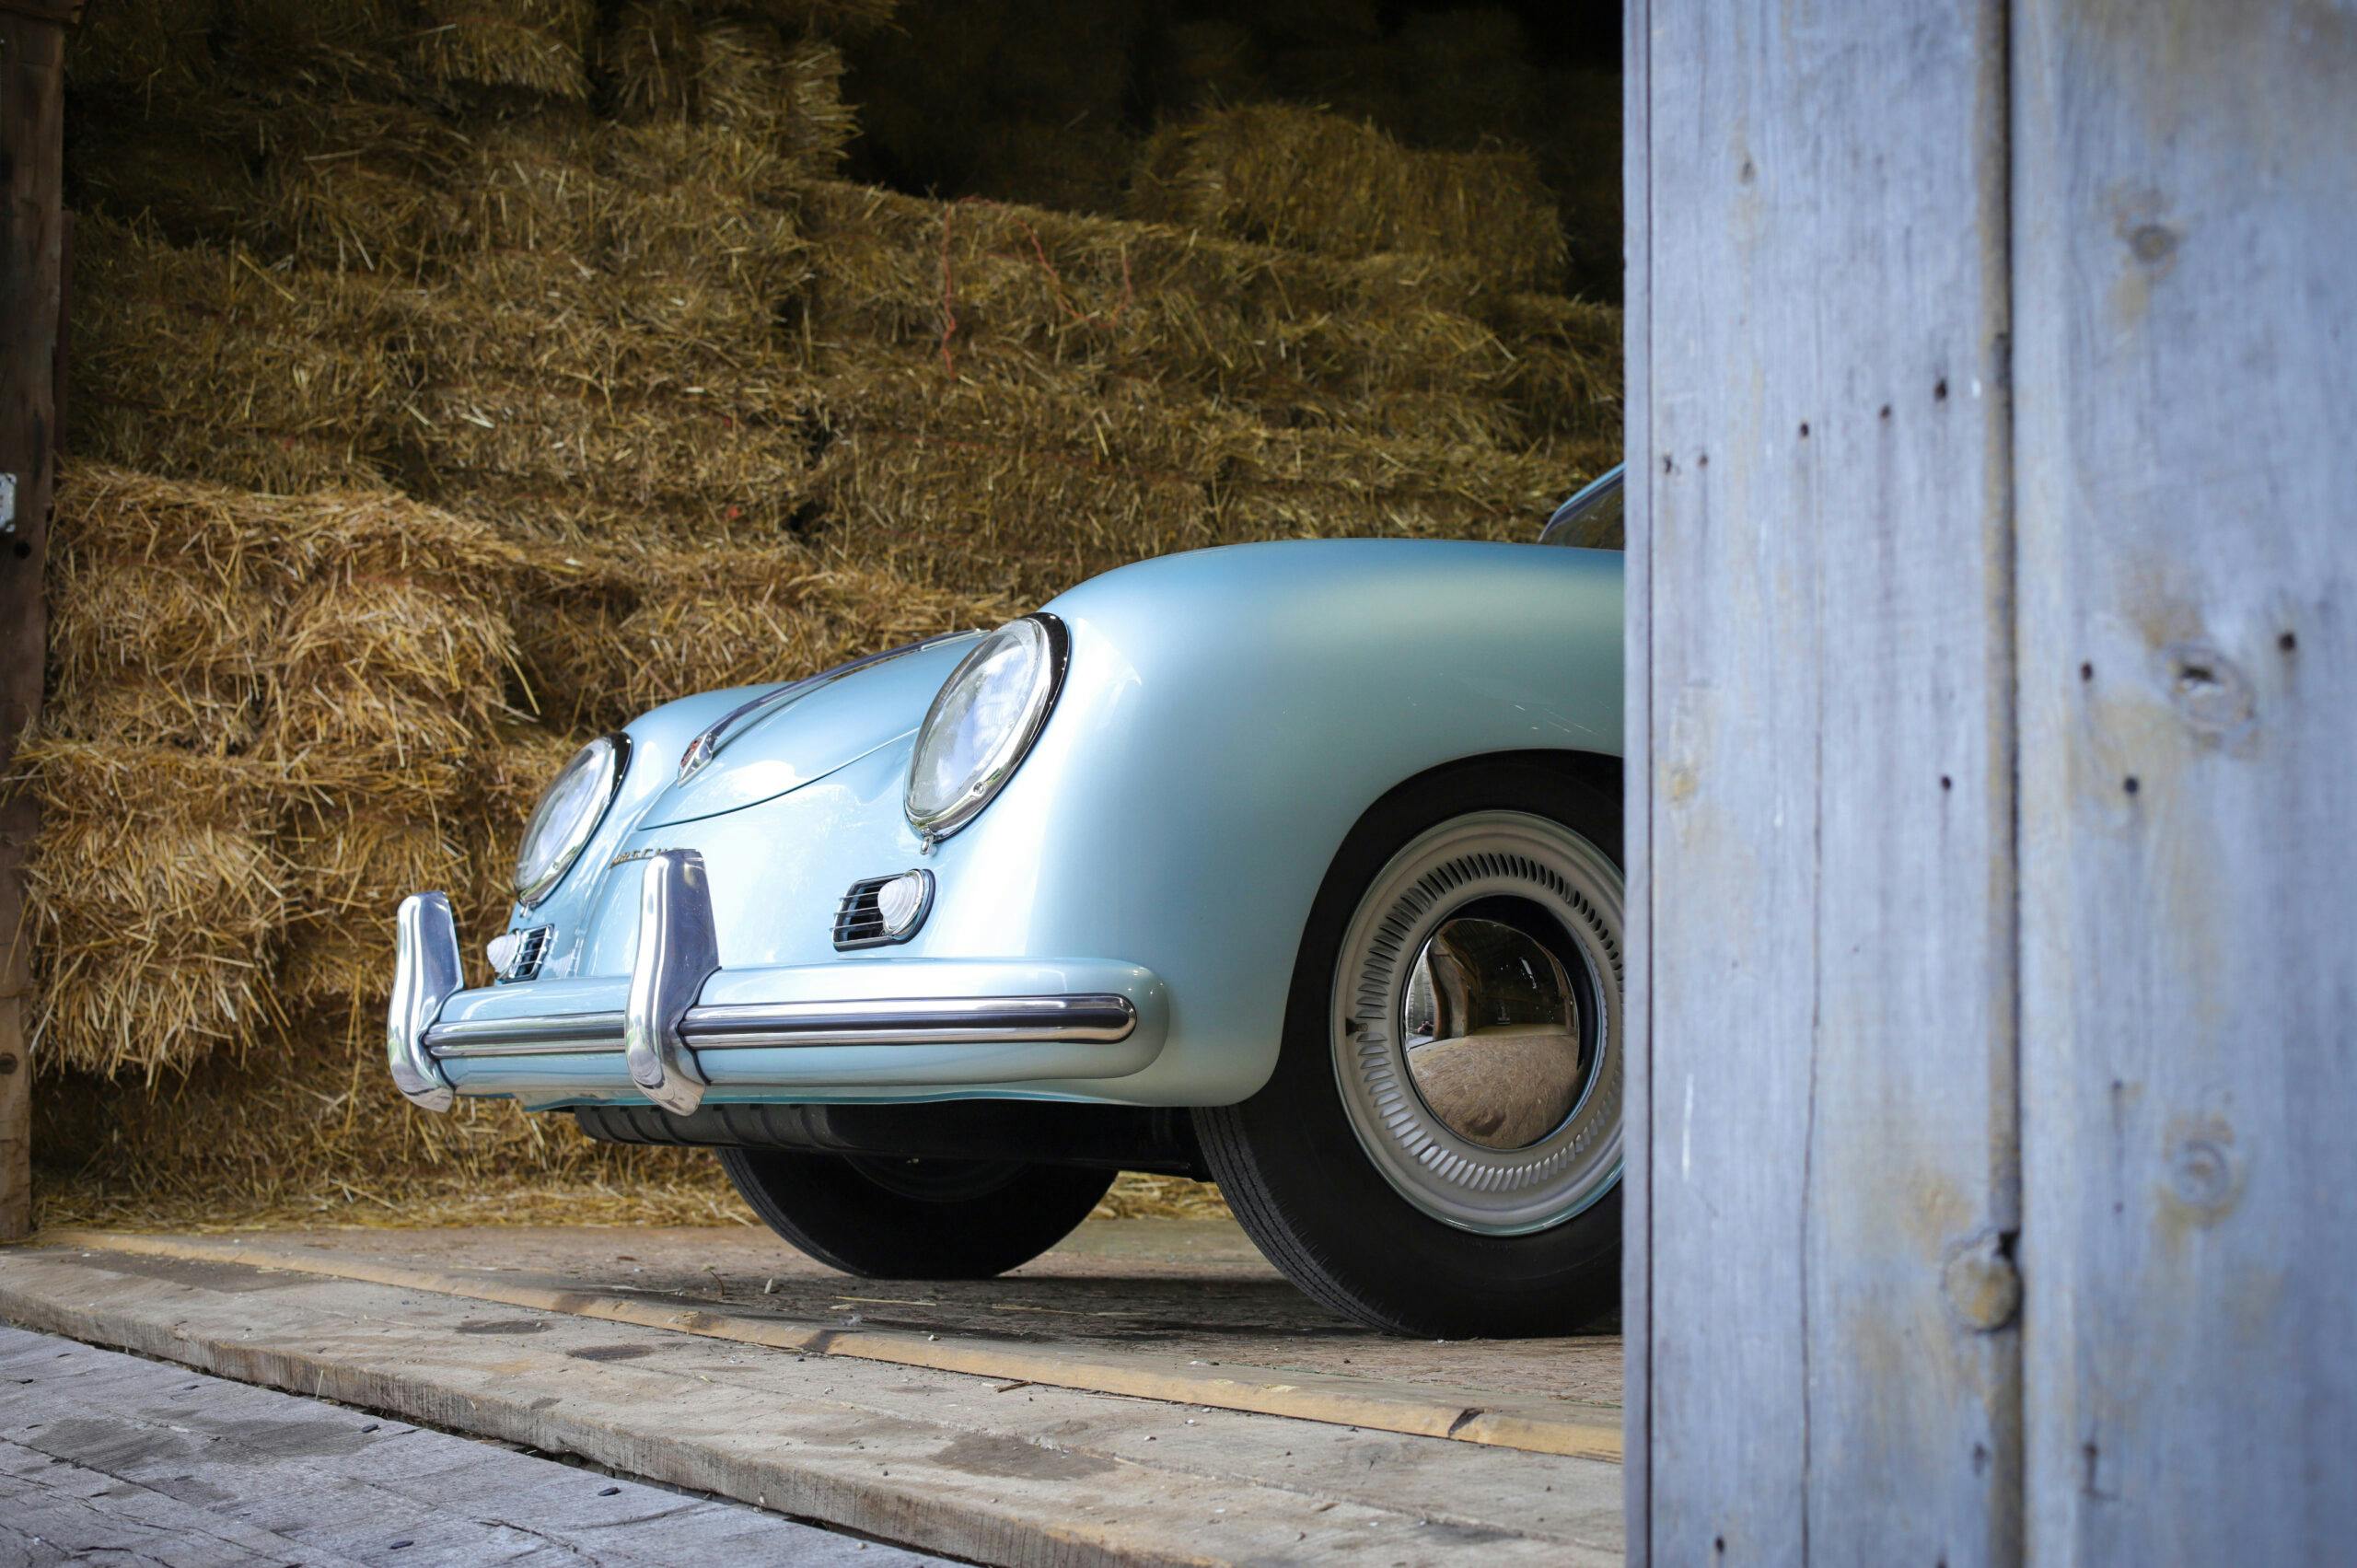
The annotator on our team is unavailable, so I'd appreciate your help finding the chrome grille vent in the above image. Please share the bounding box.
[832,872,932,951]
[498,924,553,983]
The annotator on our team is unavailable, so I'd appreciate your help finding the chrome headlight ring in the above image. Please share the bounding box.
[513,733,630,910]
[904,613,1069,841]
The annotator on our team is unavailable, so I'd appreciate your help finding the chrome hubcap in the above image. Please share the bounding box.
[1331,810,1623,1236]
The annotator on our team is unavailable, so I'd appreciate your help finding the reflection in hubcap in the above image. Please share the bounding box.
[1403,916,1586,1151]
[1332,809,1622,1236]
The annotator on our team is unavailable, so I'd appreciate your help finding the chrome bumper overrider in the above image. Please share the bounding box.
[388,850,1144,1115]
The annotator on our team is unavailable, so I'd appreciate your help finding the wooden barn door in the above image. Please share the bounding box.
[1625,1,2354,1562]
[2009,4,2357,1562]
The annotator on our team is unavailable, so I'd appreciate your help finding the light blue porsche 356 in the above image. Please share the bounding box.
[390,465,1627,1337]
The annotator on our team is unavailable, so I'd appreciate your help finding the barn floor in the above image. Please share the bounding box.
[0,1219,1624,1566]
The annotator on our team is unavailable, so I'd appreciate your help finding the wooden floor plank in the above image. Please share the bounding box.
[0,1243,1624,1567]
[41,1227,1621,1463]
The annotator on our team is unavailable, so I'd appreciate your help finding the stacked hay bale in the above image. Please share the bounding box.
[1130,104,1565,287]
[16,741,285,1083]
[19,469,528,1038]
[31,0,1622,1227]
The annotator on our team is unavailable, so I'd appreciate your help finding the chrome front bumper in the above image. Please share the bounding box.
[388,850,1154,1114]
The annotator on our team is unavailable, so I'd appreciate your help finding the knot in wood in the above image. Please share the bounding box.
[2129,223,2178,263]
[1941,1230,2022,1332]
[2162,640,2256,741]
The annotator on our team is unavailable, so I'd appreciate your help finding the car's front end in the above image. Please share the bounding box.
[389,617,1180,1120]
[391,538,1620,1124]
[385,528,1630,1335]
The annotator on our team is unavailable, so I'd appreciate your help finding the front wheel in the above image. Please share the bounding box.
[1196,760,1624,1337]
[719,1148,1115,1278]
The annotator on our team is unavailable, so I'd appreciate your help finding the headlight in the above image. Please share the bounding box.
[513,735,628,908]
[905,614,1067,838]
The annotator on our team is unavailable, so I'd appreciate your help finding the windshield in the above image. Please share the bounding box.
[1539,466,1625,548]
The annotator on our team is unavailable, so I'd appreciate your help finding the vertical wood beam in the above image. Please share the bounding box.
[2012,5,2357,1561]
[0,8,66,1242]
[1628,2,2021,1559]
[1618,0,1653,1558]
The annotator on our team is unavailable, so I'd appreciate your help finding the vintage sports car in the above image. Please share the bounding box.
[390,465,1628,1338]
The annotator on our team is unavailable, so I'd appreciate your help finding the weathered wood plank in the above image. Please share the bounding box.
[1618,2,1655,1562]
[1631,1,2021,1561]
[0,1326,938,1566]
[43,1225,1625,1461]
[0,6,67,1245]
[2011,5,2357,1562]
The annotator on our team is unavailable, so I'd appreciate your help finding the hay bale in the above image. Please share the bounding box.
[792,181,1534,436]
[12,741,287,1081]
[1208,422,1592,520]
[1482,291,1626,446]
[457,109,612,249]
[503,547,644,731]
[1206,423,1611,549]
[270,99,474,272]
[284,806,466,923]
[108,480,534,792]
[811,368,1213,599]
[277,800,473,1012]
[602,0,703,121]
[411,0,597,101]
[1131,105,1566,288]
[811,364,1610,597]
[694,27,853,168]
[401,374,819,547]
[599,1,855,163]
[1092,1172,1231,1221]
[266,574,522,796]
[597,122,812,294]
[42,466,287,749]
[611,550,1008,716]
[276,720,581,1016]
[511,539,1007,732]
[47,563,272,750]
[71,218,420,493]
[388,134,807,372]
[29,1034,742,1229]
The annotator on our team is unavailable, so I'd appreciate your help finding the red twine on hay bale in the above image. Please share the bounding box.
[937,197,1136,377]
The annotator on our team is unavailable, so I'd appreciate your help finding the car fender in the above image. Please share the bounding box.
[914,537,1624,1105]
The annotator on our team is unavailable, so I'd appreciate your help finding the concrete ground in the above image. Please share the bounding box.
[0,1325,946,1566]
[0,1217,1625,1566]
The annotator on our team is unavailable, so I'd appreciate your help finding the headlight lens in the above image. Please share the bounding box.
[513,735,626,908]
[905,615,1066,837]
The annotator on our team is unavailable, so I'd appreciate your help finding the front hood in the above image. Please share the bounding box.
[633,633,982,829]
